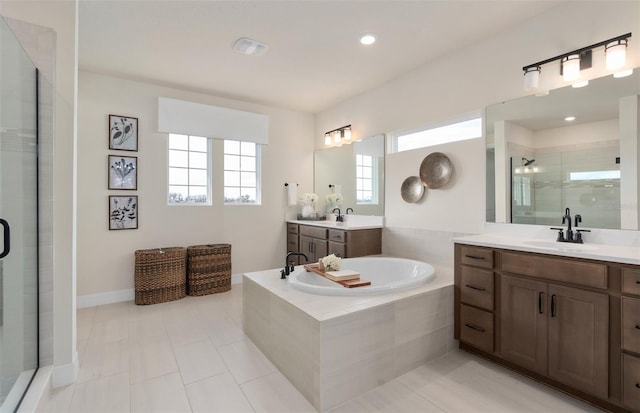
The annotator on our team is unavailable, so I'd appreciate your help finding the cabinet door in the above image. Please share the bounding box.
[501,274,548,375]
[547,284,609,399]
[313,239,327,261]
[328,241,346,258]
[299,235,314,262]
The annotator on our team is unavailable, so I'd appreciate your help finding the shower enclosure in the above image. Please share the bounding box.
[0,17,40,411]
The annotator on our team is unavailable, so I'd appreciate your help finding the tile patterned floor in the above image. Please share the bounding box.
[37,285,603,412]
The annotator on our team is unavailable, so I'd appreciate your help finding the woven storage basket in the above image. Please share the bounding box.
[187,244,232,296]
[134,247,186,305]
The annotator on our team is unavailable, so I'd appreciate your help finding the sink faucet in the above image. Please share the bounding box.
[281,252,309,279]
[333,208,343,222]
[562,207,573,241]
[550,208,590,244]
[346,208,354,214]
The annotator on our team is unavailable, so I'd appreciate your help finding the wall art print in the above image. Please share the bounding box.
[109,114,138,151]
[108,155,137,190]
[109,195,138,230]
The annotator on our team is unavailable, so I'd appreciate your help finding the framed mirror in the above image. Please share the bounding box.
[486,70,640,230]
[314,134,385,216]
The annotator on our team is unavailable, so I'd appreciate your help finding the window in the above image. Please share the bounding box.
[356,154,377,204]
[393,117,482,153]
[224,140,260,204]
[168,134,211,205]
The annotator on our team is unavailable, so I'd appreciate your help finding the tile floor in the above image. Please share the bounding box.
[37,285,603,412]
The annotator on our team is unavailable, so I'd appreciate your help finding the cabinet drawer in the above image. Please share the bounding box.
[287,223,299,234]
[623,297,640,354]
[328,241,346,258]
[328,229,346,243]
[460,246,493,269]
[460,304,494,353]
[623,353,640,412]
[460,266,494,311]
[287,239,299,252]
[300,225,327,239]
[623,267,640,296]
[501,252,607,290]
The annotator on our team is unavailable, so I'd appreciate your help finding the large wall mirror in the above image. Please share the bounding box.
[314,134,385,216]
[486,70,640,230]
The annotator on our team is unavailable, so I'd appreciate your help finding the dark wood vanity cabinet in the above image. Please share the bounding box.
[455,243,638,412]
[287,223,381,264]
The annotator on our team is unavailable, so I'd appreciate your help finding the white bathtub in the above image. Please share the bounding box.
[287,256,435,295]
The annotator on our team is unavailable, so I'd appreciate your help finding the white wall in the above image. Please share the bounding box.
[316,1,639,256]
[77,72,314,298]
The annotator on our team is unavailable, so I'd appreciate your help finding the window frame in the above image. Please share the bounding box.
[167,133,212,206]
[223,140,262,205]
[390,114,482,153]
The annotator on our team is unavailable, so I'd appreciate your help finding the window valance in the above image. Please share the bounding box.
[158,97,269,144]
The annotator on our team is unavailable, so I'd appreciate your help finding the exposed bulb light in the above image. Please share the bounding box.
[605,39,627,70]
[523,66,540,92]
[572,80,589,88]
[614,68,633,78]
[565,116,576,121]
[333,130,341,144]
[324,125,352,147]
[324,133,332,146]
[360,34,376,45]
[562,54,580,82]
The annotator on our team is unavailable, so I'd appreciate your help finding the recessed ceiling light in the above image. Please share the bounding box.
[360,34,376,45]
[565,116,576,121]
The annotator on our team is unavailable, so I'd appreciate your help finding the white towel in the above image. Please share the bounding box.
[287,183,298,206]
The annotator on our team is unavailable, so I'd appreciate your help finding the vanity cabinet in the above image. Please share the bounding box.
[622,267,640,412]
[455,243,638,412]
[287,223,382,264]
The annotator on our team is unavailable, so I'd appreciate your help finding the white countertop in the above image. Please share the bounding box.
[288,216,384,230]
[454,233,640,265]
[243,263,453,322]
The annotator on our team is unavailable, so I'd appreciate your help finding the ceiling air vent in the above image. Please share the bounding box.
[233,37,268,56]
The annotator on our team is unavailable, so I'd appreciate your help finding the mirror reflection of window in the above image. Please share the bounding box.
[356,154,377,204]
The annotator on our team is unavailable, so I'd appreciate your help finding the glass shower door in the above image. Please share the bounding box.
[0,17,39,411]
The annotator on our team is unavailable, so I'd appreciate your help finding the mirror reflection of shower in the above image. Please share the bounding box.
[515,157,539,174]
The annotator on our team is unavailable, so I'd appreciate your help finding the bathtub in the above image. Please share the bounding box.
[287,256,435,295]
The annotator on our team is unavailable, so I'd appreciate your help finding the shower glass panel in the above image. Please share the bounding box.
[0,17,39,411]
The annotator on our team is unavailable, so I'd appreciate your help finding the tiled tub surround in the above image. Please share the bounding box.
[242,264,454,411]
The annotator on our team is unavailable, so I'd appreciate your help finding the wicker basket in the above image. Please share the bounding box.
[187,244,232,296]
[134,247,186,305]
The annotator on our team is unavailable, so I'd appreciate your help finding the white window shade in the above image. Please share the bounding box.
[158,97,269,144]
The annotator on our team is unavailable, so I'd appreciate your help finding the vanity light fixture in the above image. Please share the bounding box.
[522,32,632,92]
[324,125,352,146]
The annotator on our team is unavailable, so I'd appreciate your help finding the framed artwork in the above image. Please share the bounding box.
[109,114,138,151]
[108,155,137,190]
[109,195,138,230]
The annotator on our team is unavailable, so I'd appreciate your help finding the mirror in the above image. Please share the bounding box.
[314,134,385,216]
[486,71,640,230]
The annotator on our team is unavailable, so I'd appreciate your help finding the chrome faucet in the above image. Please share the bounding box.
[281,252,309,279]
[550,208,590,243]
[333,208,343,222]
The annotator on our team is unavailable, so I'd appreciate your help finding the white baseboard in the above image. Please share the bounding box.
[77,288,134,308]
[17,365,53,413]
[51,351,78,388]
[77,274,244,308]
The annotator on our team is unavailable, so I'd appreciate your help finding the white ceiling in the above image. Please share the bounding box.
[78,1,563,114]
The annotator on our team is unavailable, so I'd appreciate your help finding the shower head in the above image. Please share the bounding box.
[522,157,536,166]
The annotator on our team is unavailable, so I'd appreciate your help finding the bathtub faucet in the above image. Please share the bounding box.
[281,252,309,279]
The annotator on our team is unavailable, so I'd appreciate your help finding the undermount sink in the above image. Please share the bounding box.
[523,240,598,252]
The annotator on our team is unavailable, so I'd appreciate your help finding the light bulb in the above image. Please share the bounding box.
[562,54,580,82]
[333,131,341,144]
[343,127,351,142]
[523,66,540,92]
[605,39,627,71]
[324,133,332,146]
